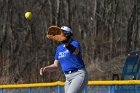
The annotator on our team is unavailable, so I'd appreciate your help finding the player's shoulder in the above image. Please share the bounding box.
[71,40,81,48]
[71,40,80,44]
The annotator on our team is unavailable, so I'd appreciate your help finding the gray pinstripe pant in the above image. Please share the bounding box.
[64,68,88,93]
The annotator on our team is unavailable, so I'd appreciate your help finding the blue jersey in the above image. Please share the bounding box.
[55,40,85,72]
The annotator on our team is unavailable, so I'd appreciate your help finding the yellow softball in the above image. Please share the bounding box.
[25,12,32,20]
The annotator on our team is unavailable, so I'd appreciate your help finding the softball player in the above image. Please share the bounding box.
[40,26,88,93]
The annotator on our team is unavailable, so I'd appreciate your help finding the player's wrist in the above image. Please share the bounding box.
[65,43,76,53]
[43,66,48,72]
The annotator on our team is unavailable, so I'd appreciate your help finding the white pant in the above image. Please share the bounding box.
[64,68,88,93]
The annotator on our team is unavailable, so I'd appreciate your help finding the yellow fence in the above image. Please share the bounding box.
[0,80,140,88]
[0,80,140,93]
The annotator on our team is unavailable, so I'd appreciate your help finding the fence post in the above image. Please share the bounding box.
[58,86,61,93]
[83,88,87,93]
[0,89,3,93]
[110,85,115,93]
[28,88,32,93]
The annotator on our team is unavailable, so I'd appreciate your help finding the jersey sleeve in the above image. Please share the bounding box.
[72,41,81,51]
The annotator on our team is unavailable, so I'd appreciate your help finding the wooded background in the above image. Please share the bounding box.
[0,0,140,84]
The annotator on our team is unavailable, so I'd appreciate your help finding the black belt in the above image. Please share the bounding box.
[64,68,84,74]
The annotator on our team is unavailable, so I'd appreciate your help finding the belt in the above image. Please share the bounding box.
[64,68,84,74]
